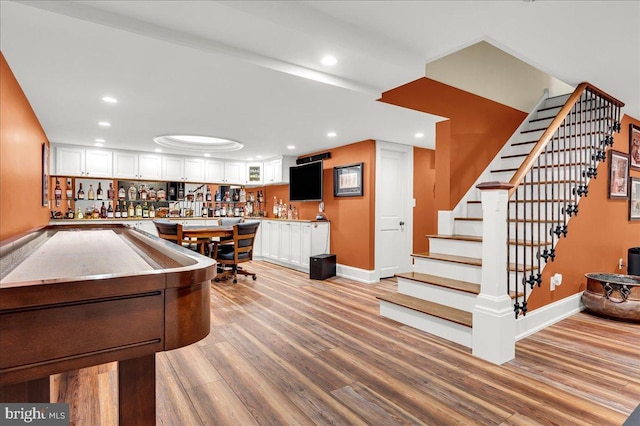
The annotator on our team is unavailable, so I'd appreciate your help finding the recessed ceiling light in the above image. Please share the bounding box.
[247,157,254,161]
[153,135,243,152]
[204,153,211,157]
[154,148,162,153]
[287,145,295,150]
[95,138,105,143]
[415,132,425,138]
[327,131,337,137]
[95,142,104,147]
[321,55,337,66]
[256,155,263,159]
[102,96,118,103]
[98,121,111,127]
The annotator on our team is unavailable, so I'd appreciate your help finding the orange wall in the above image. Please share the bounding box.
[527,114,640,311]
[262,141,376,271]
[380,77,527,210]
[0,53,50,240]
[413,147,437,253]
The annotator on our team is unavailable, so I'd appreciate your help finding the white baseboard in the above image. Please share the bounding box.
[337,264,378,284]
[515,292,585,341]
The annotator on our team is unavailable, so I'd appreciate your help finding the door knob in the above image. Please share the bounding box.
[399,221,405,226]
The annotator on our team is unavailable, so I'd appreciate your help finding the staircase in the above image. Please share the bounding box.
[378,84,624,361]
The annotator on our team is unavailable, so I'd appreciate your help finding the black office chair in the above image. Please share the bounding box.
[212,221,260,284]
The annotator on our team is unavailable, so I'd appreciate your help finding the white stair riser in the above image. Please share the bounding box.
[428,238,481,258]
[397,277,477,312]
[454,219,569,240]
[543,95,570,109]
[379,302,471,347]
[499,150,593,170]
[468,198,581,219]
[526,117,554,129]
[492,167,585,181]
[413,257,481,284]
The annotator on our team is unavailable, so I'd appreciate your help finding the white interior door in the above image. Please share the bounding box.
[375,141,413,279]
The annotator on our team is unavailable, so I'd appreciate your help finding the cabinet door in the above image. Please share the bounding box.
[224,161,246,184]
[184,158,205,182]
[252,221,262,257]
[56,146,85,176]
[289,222,302,267]
[162,156,184,181]
[278,222,291,263]
[113,151,139,179]
[205,159,225,183]
[246,162,263,185]
[301,223,312,270]
[264,160,277,184]
[138,154,162,180]
[268,221,279,260]
[84,149,113,178]
[261,221,271,258]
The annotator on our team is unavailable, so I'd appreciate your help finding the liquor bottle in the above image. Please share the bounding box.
[96,182,103,200]
[214,189,221,202]
[148,187,157,201]
[202,203,208,217]
[177,184,185,200]
[118,185,126,200]
[54,179,62,200]
[140,185,148,201]
[135,203,143,218]
[78,183,85,200]
[107,183,115,200]
[239,187,246,202]
[114,202,121,218]
[121,202,128,219]
[233,190,239,202]
[156,188,166,201]
[142,201,149,218]
[88,184,95,200]
[100,202,107,218]
[208,204,214,218]
[66,179,73,199]
[92,205,99,219]
[107,203,114,218]
[128,202,135,218]
[76,207,83,219]
[149,204,156,218]
[67,207,75,219]
[214,204,220,217]
[206,187,212,202]
[128,183,137,200]
[220,204,227,217]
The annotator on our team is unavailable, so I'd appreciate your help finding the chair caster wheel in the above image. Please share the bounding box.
[233,279,238,284]
[252,275,257,280]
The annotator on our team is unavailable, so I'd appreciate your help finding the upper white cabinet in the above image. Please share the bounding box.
[113,152,162,180]
[205,159,225,183]
[161,156,206,182]
[224,161,246,185]
[264,156,296,184]
[56,146,113,178]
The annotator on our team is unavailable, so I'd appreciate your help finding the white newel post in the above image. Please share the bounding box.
[472,181,515,365]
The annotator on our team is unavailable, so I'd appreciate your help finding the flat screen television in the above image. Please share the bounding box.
[289,160,323,201]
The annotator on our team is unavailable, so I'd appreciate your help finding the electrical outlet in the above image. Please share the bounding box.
[550,273,563,291]
[619,258,624,270]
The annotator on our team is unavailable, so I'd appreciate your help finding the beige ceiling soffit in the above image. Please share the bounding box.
[15,0,380,96]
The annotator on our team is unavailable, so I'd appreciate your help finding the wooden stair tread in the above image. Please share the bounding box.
[491,162,589,173]
[412,252,482,266]
[427,234,548,247]
[377,293,472,327]
[413,252,537,272]
[456,216,563,224]
[395,272,480,294]
[467,199,576,204]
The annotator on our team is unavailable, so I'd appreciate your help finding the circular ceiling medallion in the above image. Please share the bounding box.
[153,135,244,152]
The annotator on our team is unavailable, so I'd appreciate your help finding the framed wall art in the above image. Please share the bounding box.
[608,150,629,199]
[630,123,640,171]
[630,177,640,221]
[333,162,363,197]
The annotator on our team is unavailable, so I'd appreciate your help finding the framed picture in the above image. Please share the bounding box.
[42,143,49,207]
[630,123,640,171]
[608,150,629,199]
[630,177,640,221]
[334,162,363,197]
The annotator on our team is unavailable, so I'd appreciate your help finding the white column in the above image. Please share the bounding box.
[472,182,515,365]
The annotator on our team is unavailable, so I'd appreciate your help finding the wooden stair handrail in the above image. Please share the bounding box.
[507,82,624,197]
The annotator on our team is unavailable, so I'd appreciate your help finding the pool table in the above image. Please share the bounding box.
[0,224,216,425]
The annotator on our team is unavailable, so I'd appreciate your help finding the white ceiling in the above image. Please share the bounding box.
[1,1,638,161]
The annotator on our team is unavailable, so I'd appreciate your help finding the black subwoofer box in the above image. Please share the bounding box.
[310,254,336,280]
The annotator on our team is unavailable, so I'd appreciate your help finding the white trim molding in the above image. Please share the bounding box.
[515,292,585,341]
[337,264,378,284]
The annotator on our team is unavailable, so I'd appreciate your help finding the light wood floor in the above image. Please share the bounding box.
[53,261,640,425]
